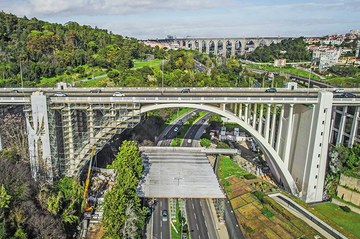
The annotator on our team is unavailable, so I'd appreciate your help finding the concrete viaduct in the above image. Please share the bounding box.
[0,86,359,203]
[145,37,287,57]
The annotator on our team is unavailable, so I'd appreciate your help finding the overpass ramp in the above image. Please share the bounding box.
[137,147,225,198]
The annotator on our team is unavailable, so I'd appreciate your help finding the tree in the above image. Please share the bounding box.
[103,141,145,239]
[0,185,10,218]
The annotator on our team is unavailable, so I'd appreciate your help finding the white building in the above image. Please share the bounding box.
[312,48,341,71]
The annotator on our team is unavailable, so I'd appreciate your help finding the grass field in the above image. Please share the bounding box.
[133,59,163,69]
[75,75,110,87]
[245,63,322,80]
[218,156,248,183]
[312,202,360,239]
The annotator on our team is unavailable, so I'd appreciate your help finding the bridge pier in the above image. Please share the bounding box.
[349,107,359,147]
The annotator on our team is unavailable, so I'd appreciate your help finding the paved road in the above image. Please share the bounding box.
[159,110,200,146]
[182,113,211,147]
[152,198,170,239]
[182,112,218,239]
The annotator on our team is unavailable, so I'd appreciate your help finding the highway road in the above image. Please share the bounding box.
[158,110,200,146]
[152,198,170,239]
[182,112,218,239]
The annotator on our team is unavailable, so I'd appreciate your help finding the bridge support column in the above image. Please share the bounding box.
[205,40,210,54]
[214,40,218,56]
[265,104,272,141]
[234,103,238,116]
[244,104,249,124]
[221,103,226,112]
[238,104,242,119]
[258,104,264,135]
[87,107,95,144]
[248,104,252,125]
[252,104,257,128]
[336,106,348,145]
[276,105,285,153]
[26,92,53,182]
[199,40,203,53]
[231,40,236,57]
[0,131,2,150]
[191,40,196,50]
[270,105,277,146]
[349,107,359,147]
[283,104,294,169]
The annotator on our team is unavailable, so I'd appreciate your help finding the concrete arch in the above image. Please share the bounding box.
[138,103,299,195]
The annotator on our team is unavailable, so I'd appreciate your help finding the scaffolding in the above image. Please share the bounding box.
[46,102,141,179]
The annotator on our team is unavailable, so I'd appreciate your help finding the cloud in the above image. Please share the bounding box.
[0,0,230,16]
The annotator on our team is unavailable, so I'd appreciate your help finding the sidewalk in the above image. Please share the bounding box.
[206,199,229,239]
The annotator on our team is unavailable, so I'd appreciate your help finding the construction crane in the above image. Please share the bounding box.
[83,146,97,218]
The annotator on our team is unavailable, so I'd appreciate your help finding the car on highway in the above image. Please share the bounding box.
[162,210,168,221]
[181,88,190,93]
[265,88,277,93]
[54,92,67,97]
[333,88,345,93]
[112,92,125,97]
[174,127,179,132]
[11,89,19,93]
[335,92,356,98]
[90,89,102,93]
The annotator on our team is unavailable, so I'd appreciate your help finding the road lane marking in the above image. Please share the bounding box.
[194,213,196,219]
[196,223,199,230]
[192,204,195,209]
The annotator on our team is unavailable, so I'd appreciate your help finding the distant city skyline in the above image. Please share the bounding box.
[1,0,359,39]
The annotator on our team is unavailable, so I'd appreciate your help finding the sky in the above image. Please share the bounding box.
[1,0,359,39]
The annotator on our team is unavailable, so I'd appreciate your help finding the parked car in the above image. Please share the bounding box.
[335,92,356,98]
[54,92,67,97]
[333,88,345,93]
[265,88,277,93]
[112,92,125,97]
[162,210,168,221]
[181,88,190,93]
[187,139,192,144]
[90,89,101,93]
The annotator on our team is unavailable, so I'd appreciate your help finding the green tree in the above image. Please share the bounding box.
[0,185,11,217]
[103,141,145,239]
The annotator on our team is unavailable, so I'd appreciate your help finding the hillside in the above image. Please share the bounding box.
[0,11,152,87]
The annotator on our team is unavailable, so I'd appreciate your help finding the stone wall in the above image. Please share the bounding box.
[339,174,360,191]
[337,185,360,206]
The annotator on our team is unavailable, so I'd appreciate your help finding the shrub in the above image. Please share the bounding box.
[244,174,257,180]
[200,138,211,148]
[252,191,265,203]
[340,205,351,212]
[261,207,275,219]
[217,141,230,149]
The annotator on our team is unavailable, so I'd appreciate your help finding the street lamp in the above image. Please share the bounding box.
[161,60,164,94]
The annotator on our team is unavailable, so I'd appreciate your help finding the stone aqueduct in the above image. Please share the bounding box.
[146,37,287,56]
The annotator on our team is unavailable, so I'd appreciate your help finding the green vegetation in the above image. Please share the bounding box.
[0,12,152,87]
[244,37,312,62]
[133,59,163,69]
[218,156,248,183]
[261,207,275,219]
[0,149,67,238]
[312,203,360,238]
[170,138,182,147]
[103,141,145,238]
[171,199,188,239]
[244,63,322,80]
[200,138,211,148]
[326,144,360,198]
[166,108,191,124]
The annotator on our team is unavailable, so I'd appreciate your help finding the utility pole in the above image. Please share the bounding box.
[161,60,164,94]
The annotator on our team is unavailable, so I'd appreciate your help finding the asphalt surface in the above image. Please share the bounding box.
[182,113,217,239]
[159,110,200,146]
[152,198,170,239]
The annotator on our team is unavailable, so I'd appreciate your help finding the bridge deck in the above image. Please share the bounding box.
[137,149,225,198]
